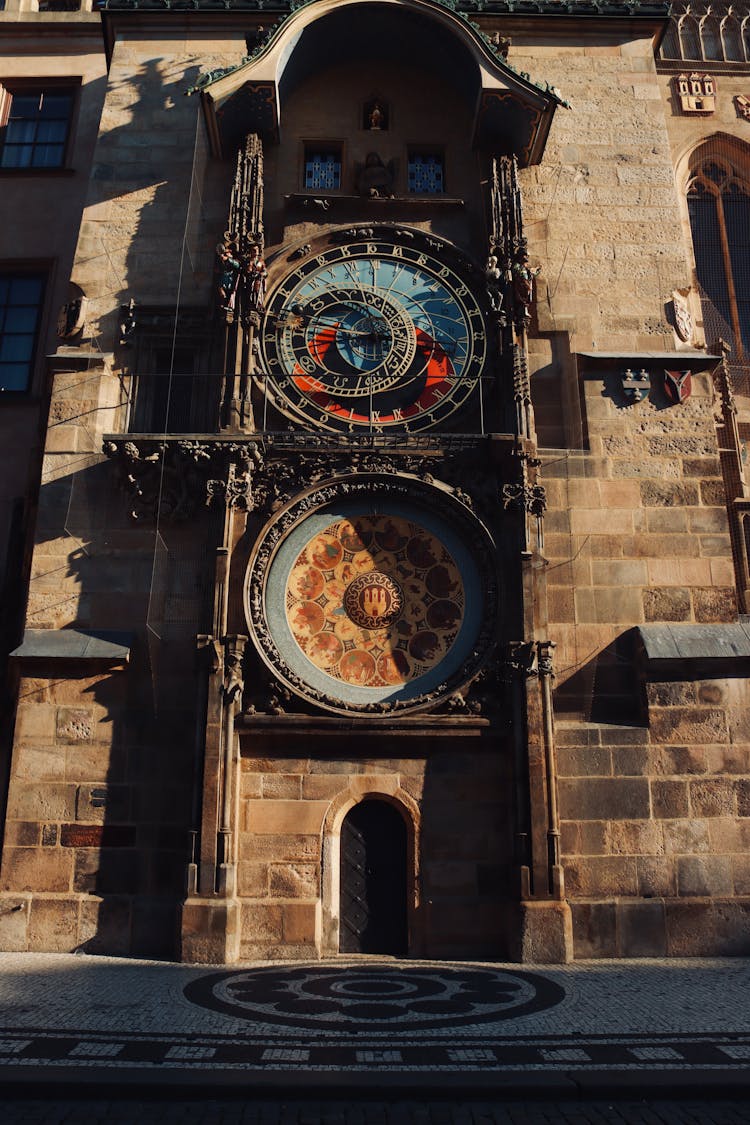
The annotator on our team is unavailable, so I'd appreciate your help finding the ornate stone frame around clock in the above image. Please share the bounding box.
[244,472,500,716]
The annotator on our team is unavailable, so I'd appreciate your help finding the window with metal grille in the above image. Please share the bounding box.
[407,152,444,194]
[0,88,74,169]
[0,274,44,393]
[688,149,750,357]
[304,148,341,191]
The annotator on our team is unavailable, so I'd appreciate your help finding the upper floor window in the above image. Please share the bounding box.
[0,274,44,393]
[304,147,341,191]
[407,152,444,195]
[661,5,749,63]
[0,87,74,170]
[687,146,750,357]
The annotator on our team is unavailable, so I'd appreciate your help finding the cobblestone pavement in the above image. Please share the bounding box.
[0,1097,748,1124]
[0,954,748,1097]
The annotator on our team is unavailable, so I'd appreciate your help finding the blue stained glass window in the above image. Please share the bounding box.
[1,89,73,169]
[407,153,444,195]
[0,275,43,392]
[304,150,341,191]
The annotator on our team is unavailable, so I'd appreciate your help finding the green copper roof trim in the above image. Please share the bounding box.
[102,0,669,14]
[183,0,577,105]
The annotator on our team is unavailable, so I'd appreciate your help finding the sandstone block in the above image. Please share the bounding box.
[7,783,77,822]
[239,833,320,861]
[645,509,689,534]
[666,901,750,956]
[301,774,349,801]
[558,778,650,821]
[239,903,283,943]
[677,856,733,896]
[643,587,691,622]
[237,862,269,898]
[731,855,750,896]
[617,900,666,957]
[649,707,728,745]
[692,588,738,623]
[651,781,689,819]
[261,775,302,800]
[282,902,319,945]
[555,746,611,777]
[662,819,710,855]
[240,773,263,800]
[571,901,616,958]
[14,705,55,747]
[639,480,699,507]
[78,897,132,955]
[4,822,40,847]
[689,779,735,818]
[13,745,65,783]
[649,745,708,775]
[560,819,608,857]
[1,848,72,893]
[28,898,79,953]
[269,862,319,900]
[738,780,750,817]
[564,855,638,896]
[605,819,663,856]
[637,855,676,897]
[647,682,696,707]
[243,800,328,835]
[611,747,650,776]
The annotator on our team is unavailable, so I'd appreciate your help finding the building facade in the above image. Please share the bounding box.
[1,0,750,962]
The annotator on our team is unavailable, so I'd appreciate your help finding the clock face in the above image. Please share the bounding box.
[261,237,487,432]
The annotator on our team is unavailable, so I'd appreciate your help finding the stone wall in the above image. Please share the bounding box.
[559,675,750,956]
[542,366,733,711]
[0,663,194,956]
[237,739,513,961]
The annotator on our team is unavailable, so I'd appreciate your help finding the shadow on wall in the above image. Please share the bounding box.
[6,448,221,957]
[554,628,641,725]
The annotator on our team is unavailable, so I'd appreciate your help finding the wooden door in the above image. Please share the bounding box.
[339,800,407,955]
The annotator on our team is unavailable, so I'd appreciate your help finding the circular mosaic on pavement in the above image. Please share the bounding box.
[184,966,565,1031]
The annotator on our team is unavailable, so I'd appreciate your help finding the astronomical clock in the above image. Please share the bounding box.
[245,226,500,716]
[260,234,487,433]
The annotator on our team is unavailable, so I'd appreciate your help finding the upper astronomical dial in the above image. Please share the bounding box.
[261,239,487,432]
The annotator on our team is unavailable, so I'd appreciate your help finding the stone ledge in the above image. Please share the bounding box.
[11,629,132,666]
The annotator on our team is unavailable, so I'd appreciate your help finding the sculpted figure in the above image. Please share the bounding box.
[216,242,240,313]
[356,152,395,198]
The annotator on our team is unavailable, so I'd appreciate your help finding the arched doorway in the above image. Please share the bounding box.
[339,800,407,955]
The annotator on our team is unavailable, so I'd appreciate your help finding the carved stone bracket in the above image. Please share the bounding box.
[501,453,546,553]
[503,640,538,680]
[103,438,264,523]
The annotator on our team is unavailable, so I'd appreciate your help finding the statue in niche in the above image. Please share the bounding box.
[363,97,389,131]
[216,239,241,314]
[512,248,540,317]
[243,243,268,313]
[355,152,396,198]
[485,252,503,313]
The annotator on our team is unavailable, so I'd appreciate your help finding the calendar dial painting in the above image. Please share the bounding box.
[248,493,492,714]
[286,514,465,690]
[261,237,487,432]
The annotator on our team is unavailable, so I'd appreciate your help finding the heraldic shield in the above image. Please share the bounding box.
[664,369,692,405]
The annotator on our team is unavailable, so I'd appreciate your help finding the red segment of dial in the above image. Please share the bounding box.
[290,324,454,422]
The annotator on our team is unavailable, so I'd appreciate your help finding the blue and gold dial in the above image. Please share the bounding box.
[261,238,487,432]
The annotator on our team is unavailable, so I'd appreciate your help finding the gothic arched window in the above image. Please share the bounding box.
[688,148,750,357]
[661,18,681,59]
[680,14,703,57]
[721,14,743,61]
[700,14,722,58]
